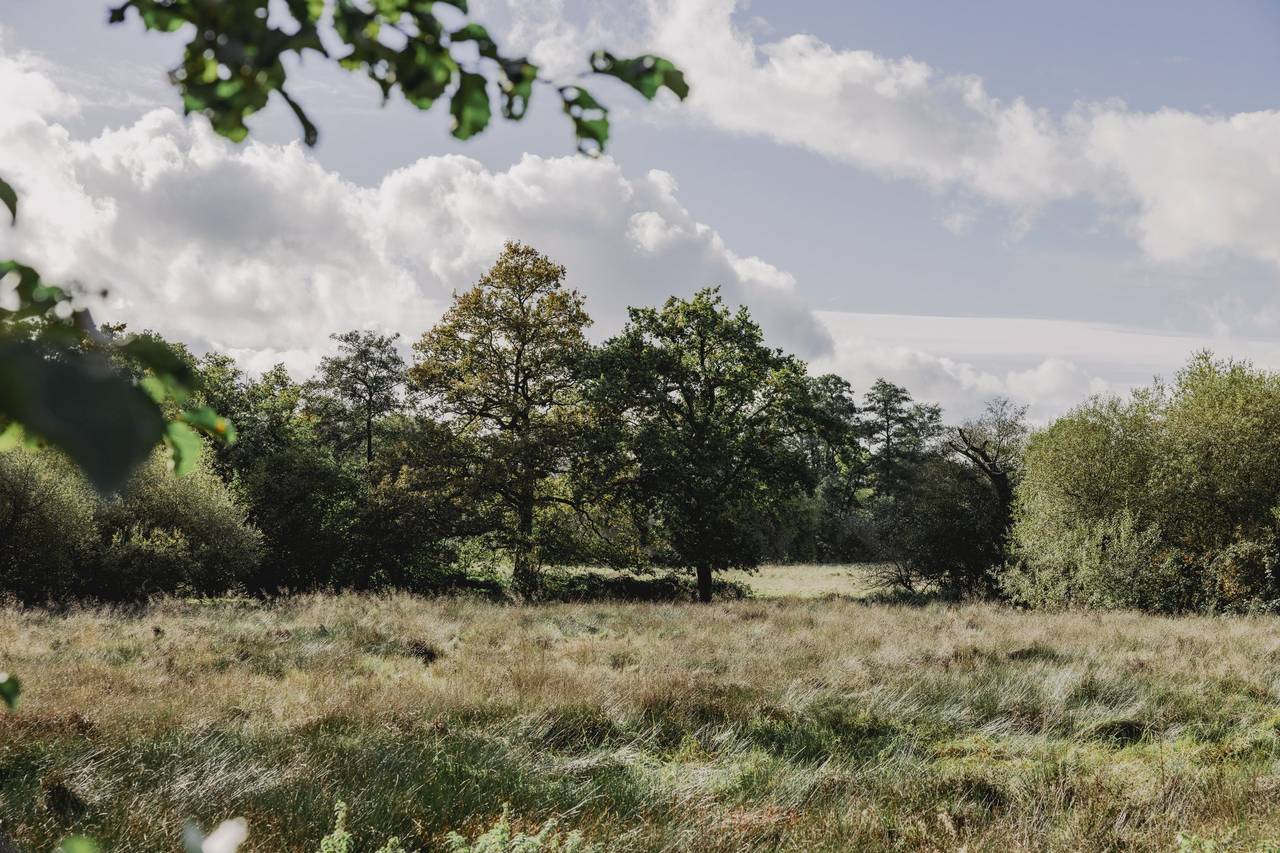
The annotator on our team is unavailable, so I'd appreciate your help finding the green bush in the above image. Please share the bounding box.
[0,447,262,601]
[1008,353,1280,612]
[98,451,263,596]
[446,805,596,853]
[0,449,97,601]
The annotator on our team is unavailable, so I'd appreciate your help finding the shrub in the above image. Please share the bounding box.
[1008,353,1280,612]
[97,451,263,596]
[0,449,97,601]
[446,806,596,853]
[0,446,262,602]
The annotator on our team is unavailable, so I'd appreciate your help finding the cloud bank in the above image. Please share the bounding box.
[0,44,829,377]
[500,0,1280,272]
[0,39,1224,420]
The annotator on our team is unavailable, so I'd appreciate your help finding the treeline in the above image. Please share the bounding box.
[0,242,1017,603]
[9,242,1274,612]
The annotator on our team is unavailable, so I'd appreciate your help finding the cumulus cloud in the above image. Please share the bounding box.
[498,0,1280,273]
[0,47,829,377]
[7,36,1265,422]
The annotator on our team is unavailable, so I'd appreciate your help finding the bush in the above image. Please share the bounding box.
[97,451,263,596]
[1008,353,1280,612]
[0,450,97,601]
[864,455,1005,596]
[1004,511,1191,611]
[0,447,262,602]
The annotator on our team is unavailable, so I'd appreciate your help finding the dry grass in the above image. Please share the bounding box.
[724,563,876,598]
[3,588,1280,851]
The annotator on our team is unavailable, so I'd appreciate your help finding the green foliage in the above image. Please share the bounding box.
[318,801,405,853]
[592,288,819,601]
[0,448,100,600]
[318,801,354,853]
[0,337,164,494]
[446,805,596,853]
[0,670,19,710]
[107,0,687,154]
[0,446,261,601]
[410,242,595,596]
[1009,352,1280,611]
[0,261,236,491]
[98,451,265,596]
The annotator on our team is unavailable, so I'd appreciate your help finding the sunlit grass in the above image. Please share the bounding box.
[3,588,1280,850]
[725,563,879,598]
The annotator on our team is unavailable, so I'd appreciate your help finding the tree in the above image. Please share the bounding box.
[861,378,941,492]
[794,373,870,561]
[409,242,591,596]
[305,331,407,464]
[948,397,1028,546]
[594,288,814,602]
[856,380,1012,595]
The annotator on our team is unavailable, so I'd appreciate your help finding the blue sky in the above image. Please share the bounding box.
[2,0,1280,418]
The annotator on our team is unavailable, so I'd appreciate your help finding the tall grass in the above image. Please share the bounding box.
[3,592,1280,850]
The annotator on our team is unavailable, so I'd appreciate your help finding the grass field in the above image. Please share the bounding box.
[4,567,1280,851]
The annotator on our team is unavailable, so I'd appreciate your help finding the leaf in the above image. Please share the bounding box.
[590,52,689,101]
[179,406,237,444]
[0,671,18,710]
[59,838,100,853]
[559,86,610,154]
[497,60,537,120]
[0,341,165,492]
[0,176,16,225]
[449,71,491,140]
[451,23,497,59]
[120,336,197,400]
[164,421,203,475]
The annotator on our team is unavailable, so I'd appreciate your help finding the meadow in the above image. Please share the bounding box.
[3,566,1280,852]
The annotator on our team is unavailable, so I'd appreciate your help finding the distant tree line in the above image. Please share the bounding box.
[0,242,1019,603]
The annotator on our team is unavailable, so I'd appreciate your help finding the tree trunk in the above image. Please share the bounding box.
[512,487,538,597]
[695,563,713,603]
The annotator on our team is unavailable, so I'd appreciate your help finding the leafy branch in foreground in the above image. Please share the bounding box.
[108,0,689,154]
[0,259,236,491]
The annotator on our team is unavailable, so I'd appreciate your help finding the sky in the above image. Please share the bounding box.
[2,0,1280,420]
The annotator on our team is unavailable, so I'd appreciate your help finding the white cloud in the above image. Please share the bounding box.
[0,48,829,378]
[6,39,1270,422]
[499,0,1280,273]
[813,310,1280,420]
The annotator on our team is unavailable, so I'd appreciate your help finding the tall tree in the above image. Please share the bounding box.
[409,242,591,596]
[861,378,942,492]
[594,288,814,603]
[305,331,406,464]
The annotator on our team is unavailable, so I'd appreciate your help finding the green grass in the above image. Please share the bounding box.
[4,584,1280,850]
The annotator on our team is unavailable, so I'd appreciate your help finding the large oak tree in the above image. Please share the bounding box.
[409,242,590,595]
